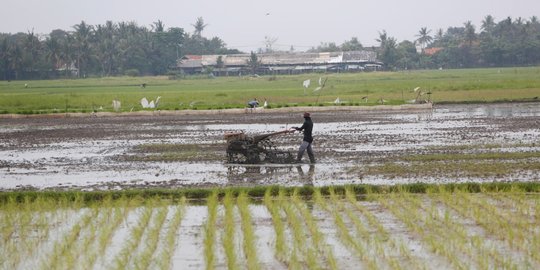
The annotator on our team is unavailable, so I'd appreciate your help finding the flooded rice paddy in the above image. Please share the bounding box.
[0,102,539,190]
[1,189,539,269]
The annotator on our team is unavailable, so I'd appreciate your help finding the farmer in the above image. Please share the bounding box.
[247,98,259,109]
[292,112,315,163]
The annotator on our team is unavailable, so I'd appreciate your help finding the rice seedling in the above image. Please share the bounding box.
[437,188,539,265]
[313,189,370,268]
[156,197,186,270]
[42,207,98,270]
[437,189,527,268]
[133,204,169,270]
[319,189,379,269]
[280,188,327,269]
[112,200,156,269]
[376,192,470,269]
[292,190,337,270]
[237,191,260,270]
[263,188,288,263]
[278,188,303,269]
[63,206,109,269]
[222,191,238,269]
[203,192,218,270]
[83,197,131,269]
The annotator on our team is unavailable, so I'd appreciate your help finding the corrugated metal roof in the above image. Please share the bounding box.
[178,50,379,68]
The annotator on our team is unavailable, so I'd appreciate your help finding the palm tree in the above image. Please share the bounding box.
[94,21,118,76]
[44,36,62,71]
[434,28,444,42]
[415,27,433,51]
[481,15,496,33]
[24,30,40,74]
[376,30,388,48]
[152,20,165,32]
[73,21,94,77]
[192,17,207,38]
[463,21,476,46]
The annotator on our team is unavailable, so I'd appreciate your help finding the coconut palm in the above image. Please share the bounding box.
[376,30,388,48]
[481,15,496,33]
[44,36,62,71]
[192,17,207,38]
[464,21,476,46]
[152,20,165,32]
[73,21,94,77]
[415,27,432,51]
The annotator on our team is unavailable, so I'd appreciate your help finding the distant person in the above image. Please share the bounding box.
[247,98,259,109]
[292,112,315,163]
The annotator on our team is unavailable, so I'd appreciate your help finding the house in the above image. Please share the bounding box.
[176,50,383,76]
[423,47,443,56]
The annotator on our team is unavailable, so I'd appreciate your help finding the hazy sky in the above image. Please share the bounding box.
[1,0,538,52]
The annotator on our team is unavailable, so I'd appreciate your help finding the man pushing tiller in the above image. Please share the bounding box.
[291,112,316,164]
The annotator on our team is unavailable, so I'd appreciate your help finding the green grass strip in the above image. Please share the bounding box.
[2,182,540,204]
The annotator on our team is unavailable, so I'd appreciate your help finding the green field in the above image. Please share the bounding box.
[1,67,539,114]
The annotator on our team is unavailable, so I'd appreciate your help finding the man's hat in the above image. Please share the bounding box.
[303,112,310,118]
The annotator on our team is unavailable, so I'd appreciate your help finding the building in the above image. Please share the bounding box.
[176,50,383,76]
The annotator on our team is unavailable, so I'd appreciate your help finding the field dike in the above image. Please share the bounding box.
[0,103,432,119]
[1,182,539,269]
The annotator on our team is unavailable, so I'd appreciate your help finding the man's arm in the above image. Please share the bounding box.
[294,122,306,131]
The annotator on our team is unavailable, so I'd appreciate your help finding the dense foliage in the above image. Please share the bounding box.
[1,15,539,79]
[377,16,540,70]
[0,19,240,80]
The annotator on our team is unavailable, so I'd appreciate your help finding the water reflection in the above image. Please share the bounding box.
[296,164,315,186]
[226,165,293,182]
[225,164,316,185]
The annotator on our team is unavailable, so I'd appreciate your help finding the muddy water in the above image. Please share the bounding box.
[0,103,539,190]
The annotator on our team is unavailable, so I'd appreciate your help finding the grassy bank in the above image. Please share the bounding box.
[1,182,539,203]
[1,67,539,114]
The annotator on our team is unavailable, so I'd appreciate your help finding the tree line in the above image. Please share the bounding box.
[303,16,540,70]
[1,15,539,80]
[0,17,239,80]
[377,15,540,70]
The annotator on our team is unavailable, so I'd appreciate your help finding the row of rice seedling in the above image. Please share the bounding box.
[376,191,472,269]
[82,197,131,269]
[155,198,186,270]
[203,192,219,270]
[291,190,337,269]
[237,192,260,269]
[279,189,311,269]
[222,191,238,269]
[343,188,425,269]
[112,200,156,269]
[263,189,288,263]
[1,196,73,269]
[314,189,376,268]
